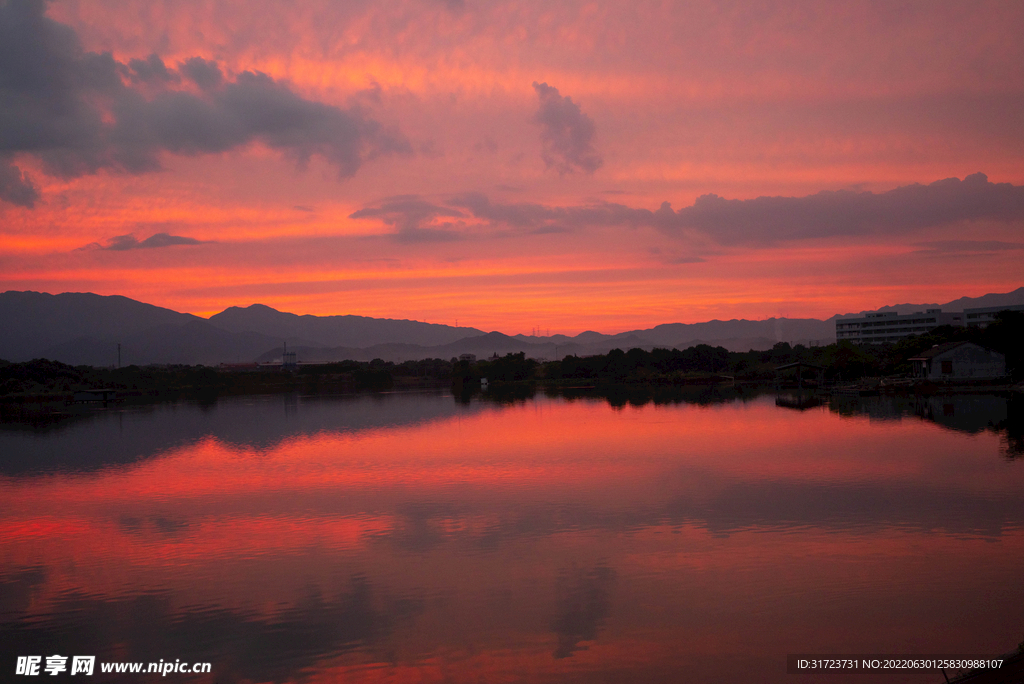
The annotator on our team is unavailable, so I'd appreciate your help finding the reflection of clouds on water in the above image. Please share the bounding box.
[681,481,1020,537]
[119,514,192,536]
[552,564,615,659]
[0,566,46,620]
[365,481,1024,547]
[387,501,464,553]
[1,392,1023,682]
[0,574,422,683]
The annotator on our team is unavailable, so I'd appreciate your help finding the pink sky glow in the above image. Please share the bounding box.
[1,0,1022,333]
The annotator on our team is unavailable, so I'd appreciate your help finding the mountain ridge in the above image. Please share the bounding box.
[2,287,1022,366]
[838,286,1024,317]
[210,303,486,348]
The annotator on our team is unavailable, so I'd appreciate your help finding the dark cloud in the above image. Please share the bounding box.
[531,82,602,175]
[177,56,222,90]
[350,196,464,230]
[0,158,39,207]
[351,192,653,241]
[448,192,650,230]
[81,232,207,251]
[447,192,554,227]
[530,225,570,235]
[127,54,178,85]
[0,0,411,206]
[106,69,411,175]
[911,239,1024,254]
[0,0,109,192]
[665,255,706,264]
[392,226,464,243]
[349,196,465,240]
[352,174,1024,246]
[661,173,1024,244]
[352,80,383,104]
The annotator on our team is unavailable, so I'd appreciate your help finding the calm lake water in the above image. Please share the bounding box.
[2,390,1022,683]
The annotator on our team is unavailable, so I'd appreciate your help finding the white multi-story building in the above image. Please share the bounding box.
[962,304,1024,328]
[835,309,963,344]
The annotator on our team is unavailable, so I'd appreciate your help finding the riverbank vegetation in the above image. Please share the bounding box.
[2,311,1020,407]
[0,357,452,405]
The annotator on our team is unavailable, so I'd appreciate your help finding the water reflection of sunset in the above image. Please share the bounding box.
[2,395,1022,682]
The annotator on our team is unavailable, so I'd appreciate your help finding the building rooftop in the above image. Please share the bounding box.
[907,341,985,360]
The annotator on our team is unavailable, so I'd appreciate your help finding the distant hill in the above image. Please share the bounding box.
[840,286,1024,317]
[39,320,297,367]
[1,287,1021,365]
[210,303,484,348]
[0,292,491,365]
[0,291,201,364]
[612,318,835,348]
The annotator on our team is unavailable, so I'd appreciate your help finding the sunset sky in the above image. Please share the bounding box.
[1,0,1022,334]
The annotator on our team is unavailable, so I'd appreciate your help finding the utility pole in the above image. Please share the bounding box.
[117,343,121,368]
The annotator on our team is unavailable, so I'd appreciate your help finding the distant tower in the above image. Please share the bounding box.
[282,340,297,370]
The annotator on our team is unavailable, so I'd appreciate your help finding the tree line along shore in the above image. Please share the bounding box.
[2,311,1021,407]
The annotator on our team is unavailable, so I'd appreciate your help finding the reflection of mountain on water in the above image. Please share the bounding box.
[829,393,1023,458]
[0,392,493,476]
